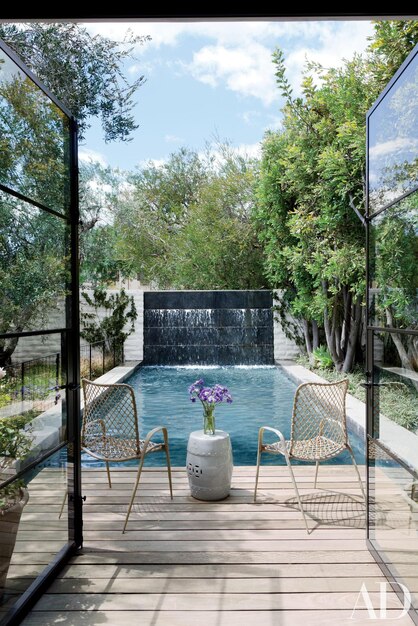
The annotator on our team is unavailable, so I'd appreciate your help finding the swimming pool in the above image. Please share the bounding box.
[82,365,365,467]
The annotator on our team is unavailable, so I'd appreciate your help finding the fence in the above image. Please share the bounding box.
[1,353,61,412]
[79,340,124,381]
[0,340,124,414]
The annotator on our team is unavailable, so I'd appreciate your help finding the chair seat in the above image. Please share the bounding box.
[263,436,345,461]
[82,435,164,461]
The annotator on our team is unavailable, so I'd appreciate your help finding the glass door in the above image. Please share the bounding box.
[366,43,418,624]
[0,40,82,625]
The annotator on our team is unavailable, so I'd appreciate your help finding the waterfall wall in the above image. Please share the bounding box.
[143,290,274,365]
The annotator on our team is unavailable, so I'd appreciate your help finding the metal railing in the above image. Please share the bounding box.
[79,340,124,381]
[1,353,61,409]
[0,340,124,411]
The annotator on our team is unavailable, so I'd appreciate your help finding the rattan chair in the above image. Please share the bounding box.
[254,379,365,533]
[81,379,173,533]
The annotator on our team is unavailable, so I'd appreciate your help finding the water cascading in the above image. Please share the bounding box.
[143,290,274,365]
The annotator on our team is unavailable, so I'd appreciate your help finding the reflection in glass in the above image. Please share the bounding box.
[0,191,70,348]
[0,335,67,466]
[368,50,418,212]
[0,48,70,214]
[369,444,418,615]
[0,449,68,609]
[370,192,418,333]
[372,331,417,441]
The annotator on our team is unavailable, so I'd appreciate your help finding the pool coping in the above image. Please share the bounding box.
[277,360,417,475]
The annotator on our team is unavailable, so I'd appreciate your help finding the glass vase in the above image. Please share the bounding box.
[203,406,216,435]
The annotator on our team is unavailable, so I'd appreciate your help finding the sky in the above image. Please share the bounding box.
[80,20,375,172]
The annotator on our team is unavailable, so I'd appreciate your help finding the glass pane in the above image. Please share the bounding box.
[0,191,71,336]
[368,443,418,615]
[0,449,68,612]
[368,49,418,213]
[369,192,418,331]
[0,48,70,214]
[0,334,67,464]
[371,330,417,466]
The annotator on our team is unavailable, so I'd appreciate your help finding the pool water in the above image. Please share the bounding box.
[82,365,365,467]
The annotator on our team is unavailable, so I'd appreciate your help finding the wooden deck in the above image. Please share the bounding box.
[8,465,417,625]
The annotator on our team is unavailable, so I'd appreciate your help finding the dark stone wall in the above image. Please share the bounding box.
[143,290,273,365]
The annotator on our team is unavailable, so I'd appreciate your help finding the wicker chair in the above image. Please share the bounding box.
[81,379,173,533]
[254,379,365,533]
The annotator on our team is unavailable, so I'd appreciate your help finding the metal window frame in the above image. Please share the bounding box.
[0,39,82,626]
[366,42,418,625]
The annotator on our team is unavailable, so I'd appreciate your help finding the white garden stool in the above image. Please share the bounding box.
[186,430,233,501]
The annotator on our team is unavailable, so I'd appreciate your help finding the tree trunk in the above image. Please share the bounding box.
[323,282,339,368]
[0,337,20,367]
[303,319,313,354]
[342,300,362,373]
[312,320,319,351]
[385,308,414,370]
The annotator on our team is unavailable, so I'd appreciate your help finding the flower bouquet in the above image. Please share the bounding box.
[188,379,232,435]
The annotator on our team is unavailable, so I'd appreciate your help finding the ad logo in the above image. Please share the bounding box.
[351,582,411,620]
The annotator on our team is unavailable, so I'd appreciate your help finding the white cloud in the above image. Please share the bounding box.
[78,148,107,167]
[85,20,374,107]
[240,110,261,124]
[127,62,153,76]
[284,21,373,92]
[164,134,183,143]
[369,137,418,158]
[187,42,278,106]
[235,142,262,159]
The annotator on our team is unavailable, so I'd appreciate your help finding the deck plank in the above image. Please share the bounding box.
[14,465,416,626]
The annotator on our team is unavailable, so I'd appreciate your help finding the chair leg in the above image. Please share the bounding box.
[123,453,147,534]
[254,439,262,503]
[314,461,319,488]
[58,490,67,520]
[162,428,173,500]
[347,444,366,500]
[284,453,310,534]
[105,461,112,488]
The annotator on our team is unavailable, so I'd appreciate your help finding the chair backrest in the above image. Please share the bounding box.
[289,380,349,454]
[81,380,140,455]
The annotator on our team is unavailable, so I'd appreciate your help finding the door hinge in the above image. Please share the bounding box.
[69,495,86,504]
[57,383,80,391]
[361,382,384,388]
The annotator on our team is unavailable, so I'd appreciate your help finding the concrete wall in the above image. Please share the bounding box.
[11,288,301,365]
[11,290,144,363]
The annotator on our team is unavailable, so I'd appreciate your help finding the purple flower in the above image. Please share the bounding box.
[188,378,233,409]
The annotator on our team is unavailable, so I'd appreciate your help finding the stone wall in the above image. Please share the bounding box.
[143,290,274,365]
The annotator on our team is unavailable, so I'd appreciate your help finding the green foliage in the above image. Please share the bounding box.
[0,194,69,366]
[256,21,418,372]
[115,147,209,285]
[0,415,33,460]
[79,161,127,286]
[115,144,265,289]
[0,23,150,141]
[172,147,265,289]
[0,415,33,510]
[312,346,333,369]
[80,287,137,348]
[298,355,418,432]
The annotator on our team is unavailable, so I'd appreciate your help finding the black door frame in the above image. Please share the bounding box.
[365,43,418,625]
[1,12,417,625]
[0,39,82,626]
